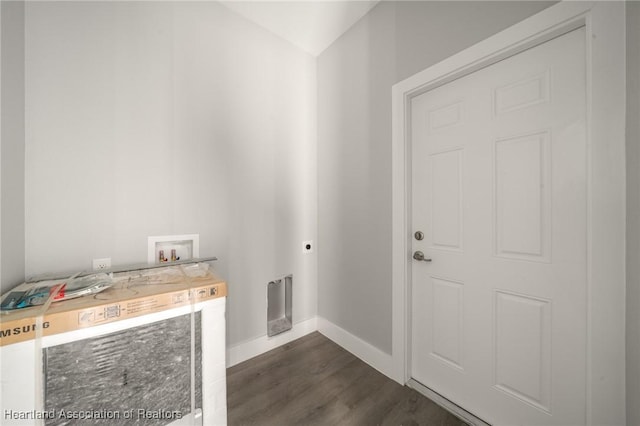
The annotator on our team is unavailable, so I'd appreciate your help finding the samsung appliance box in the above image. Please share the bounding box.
[0,262,227,426]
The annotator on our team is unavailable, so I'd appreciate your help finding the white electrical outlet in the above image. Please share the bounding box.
[92,258,111,270]
[302,240,313,253]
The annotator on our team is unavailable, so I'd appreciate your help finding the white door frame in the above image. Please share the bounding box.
[391,2,626,425]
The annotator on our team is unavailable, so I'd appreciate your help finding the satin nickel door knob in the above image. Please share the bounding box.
[413,251,432,262]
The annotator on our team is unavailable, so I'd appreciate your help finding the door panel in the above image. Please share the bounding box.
[431,276,464,370]
[429,149,463,250]
[494,290,552,413]
[494,131,551,261]
[411,28,586,425]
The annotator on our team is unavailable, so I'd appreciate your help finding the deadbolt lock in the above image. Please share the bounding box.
[414,231,424,241]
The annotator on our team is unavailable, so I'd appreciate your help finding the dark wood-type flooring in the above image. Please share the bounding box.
[226,332,467,426]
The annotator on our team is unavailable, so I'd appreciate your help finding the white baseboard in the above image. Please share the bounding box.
[226,317,318,367]
[317,316,399,384]
[226,316,401,387]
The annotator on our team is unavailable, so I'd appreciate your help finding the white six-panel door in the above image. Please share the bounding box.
[410,28,586,425]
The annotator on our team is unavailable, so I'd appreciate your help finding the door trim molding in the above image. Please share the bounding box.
[391,2,626,424]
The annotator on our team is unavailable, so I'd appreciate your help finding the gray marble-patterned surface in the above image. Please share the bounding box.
[44,313,202,425]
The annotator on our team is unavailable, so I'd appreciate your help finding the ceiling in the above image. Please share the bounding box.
[220,1,381,56]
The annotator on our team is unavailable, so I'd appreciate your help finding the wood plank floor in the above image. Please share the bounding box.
[227,332,467,426]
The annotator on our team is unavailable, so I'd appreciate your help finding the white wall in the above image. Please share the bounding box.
[1,0,3,292]
[318,1,396,353]
[627,2,640,424]
[317,0,555,353]
[24,1,317,347]
[1,1,26,294]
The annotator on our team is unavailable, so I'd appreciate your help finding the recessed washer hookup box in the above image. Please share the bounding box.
[0,264,227,347]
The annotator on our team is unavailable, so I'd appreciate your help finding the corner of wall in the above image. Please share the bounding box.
[626,1,640,424]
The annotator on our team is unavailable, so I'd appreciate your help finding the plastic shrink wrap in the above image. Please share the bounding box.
[0,262,227,426]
